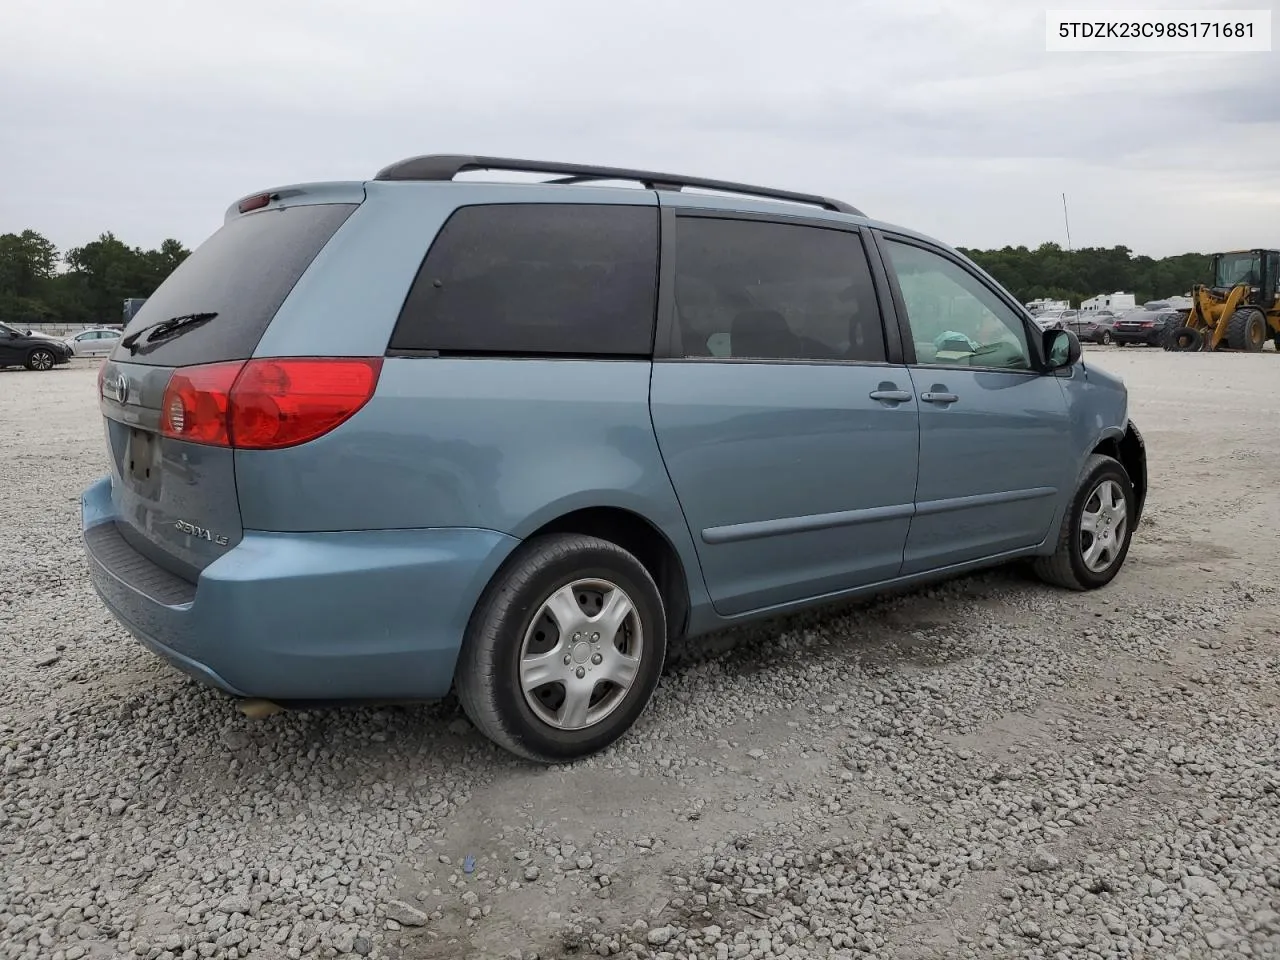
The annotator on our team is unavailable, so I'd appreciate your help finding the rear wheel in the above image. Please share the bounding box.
[1034,455,1135,591]
[455,533,666,763]
[1226,308,1267,352]
[1099,330,1113,345]
[25,349,55,371]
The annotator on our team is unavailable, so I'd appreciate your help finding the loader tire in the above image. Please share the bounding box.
[1166,326,1203,352]
[1225,309,1267,352]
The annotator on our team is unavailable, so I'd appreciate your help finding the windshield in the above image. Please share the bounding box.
[1215,253,1261,287]
[0,322,19,337]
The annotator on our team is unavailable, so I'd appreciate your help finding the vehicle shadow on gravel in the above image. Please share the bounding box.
[67,563,1045,793]
[665,564,1034,677]
[40,541,1202,776]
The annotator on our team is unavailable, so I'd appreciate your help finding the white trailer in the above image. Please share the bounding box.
[1082,292,1136,313]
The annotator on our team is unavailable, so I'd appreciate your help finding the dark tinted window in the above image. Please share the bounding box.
[672,217,885,362]
[115,203,358,367]
[389,204,659,356]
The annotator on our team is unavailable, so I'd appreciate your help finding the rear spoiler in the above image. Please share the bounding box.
[223,182,368,223]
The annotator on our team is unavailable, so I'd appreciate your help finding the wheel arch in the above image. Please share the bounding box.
[1091,422,1147,529]
[519,505,694,643]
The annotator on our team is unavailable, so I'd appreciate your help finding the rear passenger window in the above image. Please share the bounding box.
[672,217,885,363]
[390,204,659,356]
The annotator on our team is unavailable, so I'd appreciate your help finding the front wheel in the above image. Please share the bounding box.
[1225,308,1267,353]
[455,533,667,763]
[25,349,56,371]
[1099,331,1113,345]
[1166,325,1203,352]
[1033,455,1135,591]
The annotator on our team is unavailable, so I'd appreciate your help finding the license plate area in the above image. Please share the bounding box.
[125,428,161,497]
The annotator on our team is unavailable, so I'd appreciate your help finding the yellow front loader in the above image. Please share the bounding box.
[1166,248,1280,352]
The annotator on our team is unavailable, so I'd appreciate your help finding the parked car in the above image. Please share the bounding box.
[1032,311,1067,331]
[66,327,124,357]
[1111,307,1184,346]
[1068,313,1116,345]
[80,154,1148,763]
[0,321,74,370]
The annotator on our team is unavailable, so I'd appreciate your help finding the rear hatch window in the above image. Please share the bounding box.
[114,202,358,367]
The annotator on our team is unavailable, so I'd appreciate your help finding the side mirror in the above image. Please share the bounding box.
[24,329,33,336]
[1045,329,1081,370]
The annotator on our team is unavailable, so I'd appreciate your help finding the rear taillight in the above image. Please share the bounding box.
[230,358,383,449]
[160,358,382,450]
[161,362,243,446]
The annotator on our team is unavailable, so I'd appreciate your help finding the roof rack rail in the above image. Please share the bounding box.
[372,154,864,217]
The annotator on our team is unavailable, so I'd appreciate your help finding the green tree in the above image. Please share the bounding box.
[0,230,61,326]
[959,244,1212,307]
[61,233,191,324]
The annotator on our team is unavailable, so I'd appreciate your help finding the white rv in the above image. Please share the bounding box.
[1082,292,1136,314]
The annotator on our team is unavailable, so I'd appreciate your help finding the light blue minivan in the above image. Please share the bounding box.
[81,155,1147,762]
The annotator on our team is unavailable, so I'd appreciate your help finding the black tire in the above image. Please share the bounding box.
[1166,326,1203,352]
[1099,330,1112,345]
[25,348,56,371]
[1225,308,1267,352]
[1033,454,1136,591]
[455,533,666,763]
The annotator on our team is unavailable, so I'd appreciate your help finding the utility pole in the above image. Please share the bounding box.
[1062,193,1073,252]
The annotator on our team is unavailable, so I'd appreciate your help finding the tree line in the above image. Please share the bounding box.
[0,230,190,328]
[1,228,1216,329]
[957,242,1211,308]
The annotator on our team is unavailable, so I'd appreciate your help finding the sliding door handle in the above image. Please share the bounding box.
[920,392,959,404]
[869,389,913,403]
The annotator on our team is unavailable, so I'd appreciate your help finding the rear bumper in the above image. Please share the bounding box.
[81,476,520,701]
[1112,329,1163,345]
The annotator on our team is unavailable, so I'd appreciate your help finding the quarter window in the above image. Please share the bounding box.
[672,217,886,363]
[389,204,659,356]
[884,240,1032,370]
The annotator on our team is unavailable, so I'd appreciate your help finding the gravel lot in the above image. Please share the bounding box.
[3,348,1279,960]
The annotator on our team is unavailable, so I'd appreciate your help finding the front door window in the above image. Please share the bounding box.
[883,241,1032,369]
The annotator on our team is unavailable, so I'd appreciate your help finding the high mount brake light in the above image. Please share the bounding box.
[160,358,382,449]
[237,193,274,214]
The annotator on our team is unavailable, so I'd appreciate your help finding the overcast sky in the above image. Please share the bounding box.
[2,0,1276,259]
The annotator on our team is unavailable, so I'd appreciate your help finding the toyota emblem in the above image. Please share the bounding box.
[105,372,129,404]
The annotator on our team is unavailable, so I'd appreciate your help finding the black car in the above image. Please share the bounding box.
[1111,309,1183,346]
[0,322,75,370]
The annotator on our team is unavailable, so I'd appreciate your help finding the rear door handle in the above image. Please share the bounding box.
[869,389,913,403]
[920,392,959,404]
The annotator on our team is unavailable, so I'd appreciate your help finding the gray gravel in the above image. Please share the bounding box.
[2,349,1279,960]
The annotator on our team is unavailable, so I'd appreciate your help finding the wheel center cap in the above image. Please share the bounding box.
[571,641,592,665]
